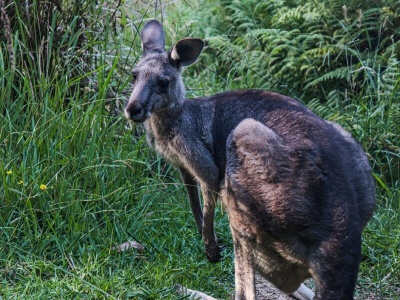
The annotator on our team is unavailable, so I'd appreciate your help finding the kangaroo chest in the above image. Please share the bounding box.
[144,119,188,167]
[144,114,217,183]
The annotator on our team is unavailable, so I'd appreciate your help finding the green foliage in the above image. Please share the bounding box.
[173,0,400,97]
[0,1,235,299]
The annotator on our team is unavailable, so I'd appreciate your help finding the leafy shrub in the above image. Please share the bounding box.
[173,0,399,97]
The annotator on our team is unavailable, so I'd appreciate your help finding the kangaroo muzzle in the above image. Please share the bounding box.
[125,101,147,122]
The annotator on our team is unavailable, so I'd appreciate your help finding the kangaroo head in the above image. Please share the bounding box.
[125,20,204,122]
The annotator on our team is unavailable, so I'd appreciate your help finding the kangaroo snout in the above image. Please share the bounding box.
[125,101,146,122]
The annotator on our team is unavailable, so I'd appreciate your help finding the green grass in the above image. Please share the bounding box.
[0,81,235,299]
[1,164,235,299]
[0,3,235,297]
[1,0,400,299]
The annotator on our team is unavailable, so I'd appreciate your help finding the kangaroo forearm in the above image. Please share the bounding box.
[180,168,203,235]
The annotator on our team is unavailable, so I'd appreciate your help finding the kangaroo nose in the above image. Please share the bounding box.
[125,101,146,122]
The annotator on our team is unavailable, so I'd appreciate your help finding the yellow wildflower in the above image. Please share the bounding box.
[40,184,47,190]
[18,180,24,185]
[6,170,12,175]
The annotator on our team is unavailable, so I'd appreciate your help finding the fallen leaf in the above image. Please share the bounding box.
[175,284,218,300]
[112,241,144,252]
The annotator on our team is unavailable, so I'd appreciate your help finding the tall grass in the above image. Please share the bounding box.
[1,1,236,299]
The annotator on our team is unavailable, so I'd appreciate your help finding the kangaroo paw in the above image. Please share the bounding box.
[205,244,224,263]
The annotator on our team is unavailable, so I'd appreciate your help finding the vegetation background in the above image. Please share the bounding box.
[0,0,399,299]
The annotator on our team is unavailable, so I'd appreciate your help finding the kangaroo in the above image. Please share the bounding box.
[124,20,376,300]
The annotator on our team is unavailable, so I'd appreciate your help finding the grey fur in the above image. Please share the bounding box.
[125,20,376,299]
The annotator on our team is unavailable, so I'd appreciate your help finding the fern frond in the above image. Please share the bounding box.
[305,66,352,89]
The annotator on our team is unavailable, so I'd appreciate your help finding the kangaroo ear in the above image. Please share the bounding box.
[169,38,204,69]
[141,20,165,55]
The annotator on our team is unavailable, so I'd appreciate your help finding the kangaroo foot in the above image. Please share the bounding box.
[205,244,225,263]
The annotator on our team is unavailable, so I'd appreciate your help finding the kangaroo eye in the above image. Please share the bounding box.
[159,79,170,90]
[132,71,138,83]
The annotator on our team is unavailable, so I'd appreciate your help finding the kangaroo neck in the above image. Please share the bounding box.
[144,101,186,149]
